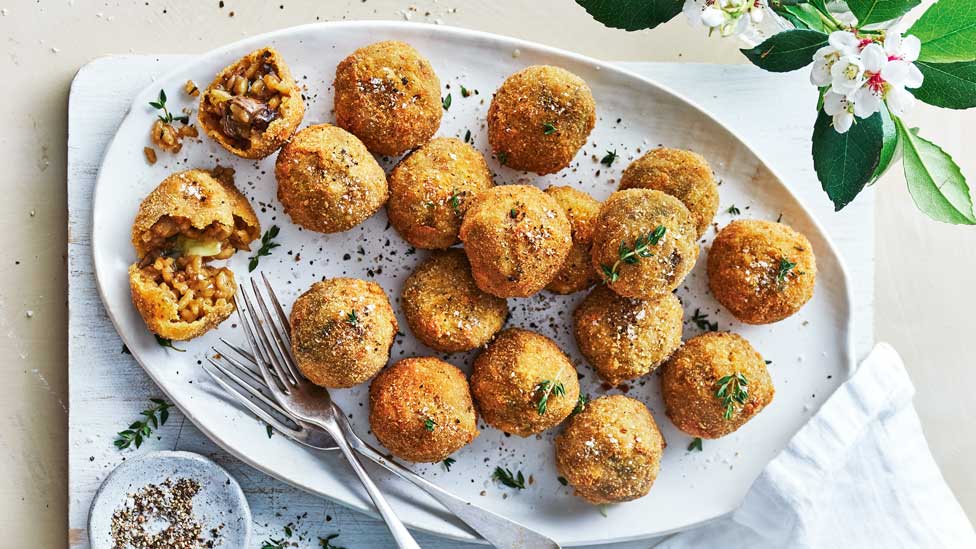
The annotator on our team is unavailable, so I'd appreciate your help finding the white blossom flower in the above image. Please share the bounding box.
[810,31,860,86]
[830,54,866,96]
[683,0,765,37]
[823,90,855,133]
[810,28,925,133]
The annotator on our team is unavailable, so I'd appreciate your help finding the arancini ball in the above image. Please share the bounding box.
[275,124,388,234]
[487,65,596,174]
[369,357,479,463]
[470,328,580,437]
[661,331,774,439]
[619,148,719,237]
[289,278,398,388]
[333,40,442,156]
[573,285,683,386]
[590,189,700,300]
[555,395,665,504]
[198,47,305,159]
[387,137,494,249]
[401,249,509,353]
[459,185,572,298]
[707,219,816,324]
[544,186,601,294]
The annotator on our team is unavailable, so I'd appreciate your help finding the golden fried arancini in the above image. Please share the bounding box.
[487,65,596,174]
[573,285,683,386]
[590,189,700,300]
[619,148,719,237]
[661,331,774,439]
[275,124,388,234]
[544,186,601,294]
[128,256,237,341]
[387,137,494,249]
[369,357,479,463]
[555,395,665,504]
[333,40,442,156]
[289,278,398,388]
[128,169,259,340]
[131,169,260,260]
[198,47,304,159]
[470,328,580,437]
[401,250,508,353]
[459,185,572,298]
[707,219,816,324]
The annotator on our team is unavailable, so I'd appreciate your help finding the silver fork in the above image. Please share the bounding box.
[234,275,419,549]
[207,274,560,549]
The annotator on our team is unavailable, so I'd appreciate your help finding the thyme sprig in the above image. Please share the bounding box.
[155,334,185,352]
[493,467,526,490]
[691,308,718,332]
[345,310,359,326]
[776,257,797,283]
[424,418,437,432]
[148,89,189,124]
[600,225,666,283]
[534,380,566,415]
[543,122,557,135]
[716,372,749,420]
[572,393,589,415]
[114,398,173,450]
[688,437,703,452]
[600,149,618,167]
[249,225,281,272]
[727,204,741,215]
[442,457,456,471]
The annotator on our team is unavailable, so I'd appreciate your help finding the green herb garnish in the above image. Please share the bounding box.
[691,308,718,332]
[114,398,173,450]
[442,93,452,110]
[727,204,741,215]
[266,424,274,438]
[492,467,526,490]
[600,225,666,283]
[460,85,471,98]
[442,457,456,471]
[449,189,462,212]
[572,393,589,415]
[600,149,618,167]
[155,334,185,352]
[534,380,566,415]
[249,225,281,272]
[543,122,557,135]
[148,89,189,124]
[345,310,359,326]
[688,437,703,452]
[261,540,285,549]
[776,257,797,283]
[497,151,508,165]
[716,372,749,420]
[464,129,471,143]
[557,476,568,486]
[424,418,437,432]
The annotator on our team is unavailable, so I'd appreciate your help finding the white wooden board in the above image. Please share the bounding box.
[68,55,874,548]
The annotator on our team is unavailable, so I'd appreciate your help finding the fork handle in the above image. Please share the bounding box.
[330,433,421,549]
[337,418,560,549]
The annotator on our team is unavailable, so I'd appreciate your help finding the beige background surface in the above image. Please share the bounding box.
[1,0,973,547]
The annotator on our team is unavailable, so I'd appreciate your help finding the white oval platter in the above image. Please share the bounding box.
[92,21,854,546]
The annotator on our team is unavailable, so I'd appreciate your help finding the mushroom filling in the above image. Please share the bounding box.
[202,51,291,148]
[139,255,236,323]
[139,215,254,261]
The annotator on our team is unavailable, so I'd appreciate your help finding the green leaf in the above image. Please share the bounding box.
[741,30,828,72]
[870,105,899,184]
[846,0,920,27]
[896,119,976,224]
[576,0,683,31]
[811,110,884,210]
[909,0,976,63]
[911,60,976,109]
[779,4,829,32]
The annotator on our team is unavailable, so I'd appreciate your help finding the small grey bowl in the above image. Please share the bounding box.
[88,451,251,548]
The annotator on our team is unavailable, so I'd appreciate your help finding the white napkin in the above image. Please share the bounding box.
[659,343,976,549]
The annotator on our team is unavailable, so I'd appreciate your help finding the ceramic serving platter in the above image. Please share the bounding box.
[91,21,854,546]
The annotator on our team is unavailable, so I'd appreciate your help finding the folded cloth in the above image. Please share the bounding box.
[659,343,976,549]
